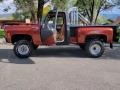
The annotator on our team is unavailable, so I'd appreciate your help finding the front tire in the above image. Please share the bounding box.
[85,40,104,58]
[14,40,33,58]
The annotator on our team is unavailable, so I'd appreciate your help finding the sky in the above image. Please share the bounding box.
[0,0,16,14]
[101,7,120,15]
[0,0,120,15]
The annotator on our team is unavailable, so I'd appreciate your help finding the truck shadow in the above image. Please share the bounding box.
[32,46,120,60]
[32,47,87,58]
[0,49,35,64]
[101,47,120,60]
[0,46,120,64]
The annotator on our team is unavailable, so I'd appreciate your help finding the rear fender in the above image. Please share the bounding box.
[77,27,113,43]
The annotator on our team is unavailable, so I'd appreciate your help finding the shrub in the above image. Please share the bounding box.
[0,29,5,38]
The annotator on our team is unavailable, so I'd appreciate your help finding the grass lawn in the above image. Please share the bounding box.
[0,29,5,38]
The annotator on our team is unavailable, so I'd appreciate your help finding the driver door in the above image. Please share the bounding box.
[41,13,56,45]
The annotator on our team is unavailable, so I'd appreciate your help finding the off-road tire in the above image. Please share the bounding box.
[14,40,33,58]
[85,40,104,58]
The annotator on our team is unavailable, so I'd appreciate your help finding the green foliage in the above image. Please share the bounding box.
[112,0,120,6]
[52,0,67,10]
[75,0,112,24]
[0,29,5,38]
[96,15,111,24]
[13,0,37,22]
[0,0,114,24]
[52,0,77,11]
[117,26,120,36]
[12,12,31,20]
[66,0,77,10]
[13,0,71,21]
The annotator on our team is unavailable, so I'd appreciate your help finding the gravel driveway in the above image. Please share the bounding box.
[0,45,120,90]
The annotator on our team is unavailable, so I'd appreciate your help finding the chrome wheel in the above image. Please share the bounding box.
[85,40,104,58]
[14,40,33,58]
[90,44,101,56]
[17,45,30,55]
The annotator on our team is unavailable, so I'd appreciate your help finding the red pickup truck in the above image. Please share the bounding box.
[2,11,119,58]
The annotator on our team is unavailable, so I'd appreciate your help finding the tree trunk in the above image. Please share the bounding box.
[30,10,36,22]
[37,0,44,23]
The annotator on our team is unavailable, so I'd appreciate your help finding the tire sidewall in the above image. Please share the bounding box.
[14,40,33,58]
[86,40,104,58]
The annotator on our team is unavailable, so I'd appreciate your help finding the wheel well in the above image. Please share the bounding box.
[85,35,107,42]
[12,34,32,44]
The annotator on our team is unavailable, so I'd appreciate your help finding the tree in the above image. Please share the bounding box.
[13,0,69,22]
[52,0,67,10]
[112,0,120,5]
[14,0,37,22]
[13,0,47,22]
[0,0,3,2]
[75,0,112,24]
[38,0,44,22]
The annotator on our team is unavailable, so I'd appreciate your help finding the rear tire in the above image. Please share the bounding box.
[14,40,33,58]
[85,40,104,58]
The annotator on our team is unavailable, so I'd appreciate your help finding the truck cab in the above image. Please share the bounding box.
[40,11,68,45]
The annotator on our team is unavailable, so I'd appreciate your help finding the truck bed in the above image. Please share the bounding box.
[70,25,119,43]
[70,25,118,28]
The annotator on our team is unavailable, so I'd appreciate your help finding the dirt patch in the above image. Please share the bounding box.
[0,38,6,44]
